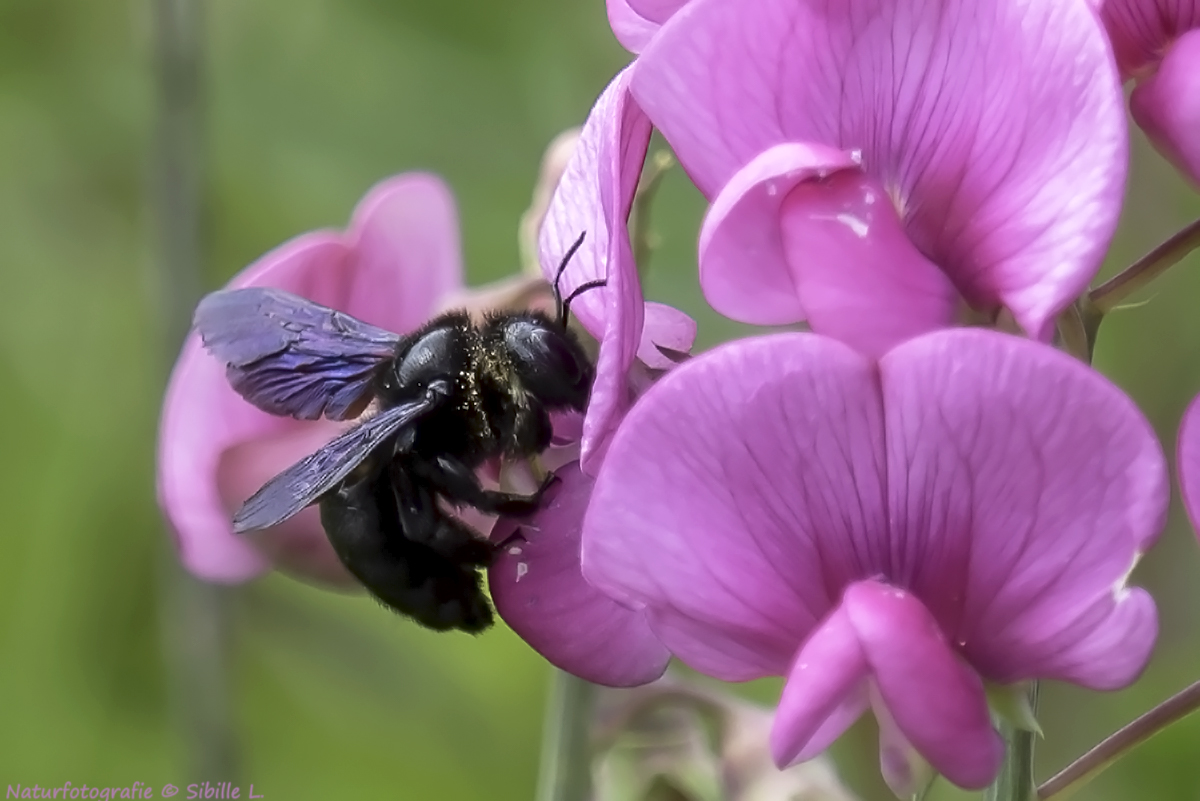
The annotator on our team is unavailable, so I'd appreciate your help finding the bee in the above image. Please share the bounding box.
[194,232,601,632]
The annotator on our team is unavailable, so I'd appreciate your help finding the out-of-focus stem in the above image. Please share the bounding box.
[1089,216,1200,314]
[631,150,674,281]
[153,0,240,781]
[1038,679,1200,800]
[985,683,1039,801]
[536,670,597,801]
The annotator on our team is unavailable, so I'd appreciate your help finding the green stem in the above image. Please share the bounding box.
[1038,679,1200,800]
[985,683,1039,801]
[153,0,240,781]
[1089,216,1200,314]
[631,150,675,281]
[536,670,598,801]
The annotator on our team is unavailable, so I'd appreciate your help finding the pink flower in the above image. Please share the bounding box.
[581,329,1166,793]
[157,174,464,584]
[486,69,696,686]
[1101,0,1200,186]
[628,0,1126,354]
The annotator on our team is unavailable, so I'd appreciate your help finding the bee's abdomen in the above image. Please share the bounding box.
[320,473,493,633]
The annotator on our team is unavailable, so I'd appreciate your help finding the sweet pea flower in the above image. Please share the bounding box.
[1101,0,1200,186]
[157,174,465,584]
[627,0,1126,355]
[581,329,1165,794]
[487,69,697,685]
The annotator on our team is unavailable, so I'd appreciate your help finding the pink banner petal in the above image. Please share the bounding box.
[879,330,1166,688]
[583,333,887,679]
[634,0,1126,340]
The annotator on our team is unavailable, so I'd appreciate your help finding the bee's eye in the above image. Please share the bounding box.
[502,319,592,411]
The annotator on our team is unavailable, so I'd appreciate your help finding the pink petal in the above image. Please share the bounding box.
[583,333,887,680]
[1178,391,1200,538]
[878,329,1166,689]
[633,0,1126,340]
[489,462,670,687]
[845,581,1002,791]
[637,301,697,369]
[607,0,663,52]
[871,688,933,800]
[607,0,692,51]
[1101,0,1200,77]
[345,173,465,332]
[539,68,650,473]
[701,142,959,354]
[699,142,857,327]
[1129,29,1200,187]
[771,603,869,767]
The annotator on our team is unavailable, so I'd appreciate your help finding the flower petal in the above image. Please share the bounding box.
[1178,391,1200,539]
[539,68,651,472]
[845,581,1002,791]
[634,0,1126,339]
[1100,0,1200,77]
[771,602,869,767]
[489,462,670,687]
[583,334,887,680]
[699,142,858,327]
[607,0,663,52]
[1129,29,1200,187]
[346,173,464,331]
[701,142,959,354]
[878,329,1166,688]
[637,301,697,369]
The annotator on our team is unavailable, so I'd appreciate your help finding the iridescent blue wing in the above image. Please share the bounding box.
[233,380,451,533]
[195,287,404,420]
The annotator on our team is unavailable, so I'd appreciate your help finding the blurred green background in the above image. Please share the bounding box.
[1,0,1199,798]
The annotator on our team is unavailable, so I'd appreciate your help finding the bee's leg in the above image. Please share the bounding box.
[410,454,559,516]
[389,462,494,565]
[319,473,493,633]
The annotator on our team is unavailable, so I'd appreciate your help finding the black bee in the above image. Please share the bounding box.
[194,232,601,633]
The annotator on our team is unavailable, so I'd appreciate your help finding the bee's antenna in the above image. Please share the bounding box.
[554,231,589,325]
[561,279,607,329]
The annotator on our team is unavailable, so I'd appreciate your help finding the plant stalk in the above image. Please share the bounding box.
[153,0,240,782]
[536,669,598,801]
[1038,679,1200,800]
[985,683,1039,801]
[1089,216,1200,314]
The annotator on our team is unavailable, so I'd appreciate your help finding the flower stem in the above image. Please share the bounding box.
[153,0,241,781]
[1038,679,1200,800]
[986,683,1039,801]
[536,669,597,801]
[1089,216,1200,314]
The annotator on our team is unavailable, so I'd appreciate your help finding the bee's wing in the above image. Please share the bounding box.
[195,287,405,420]
[232,381,450,533]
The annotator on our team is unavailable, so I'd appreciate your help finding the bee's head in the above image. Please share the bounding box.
[497,315,594,411]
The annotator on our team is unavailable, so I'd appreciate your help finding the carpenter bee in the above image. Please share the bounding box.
[194,232,601,632]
